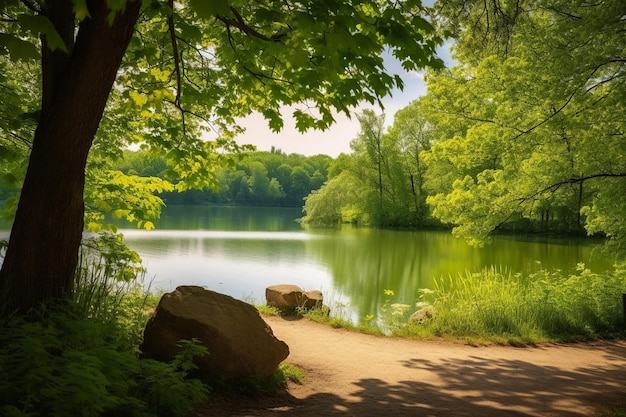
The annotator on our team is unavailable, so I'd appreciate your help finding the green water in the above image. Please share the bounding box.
[115,206,614,322]
[0,205,615,322]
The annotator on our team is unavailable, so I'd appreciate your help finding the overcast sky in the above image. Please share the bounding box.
[233,43,453,157]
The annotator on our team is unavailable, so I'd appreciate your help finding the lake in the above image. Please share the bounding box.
[0,205,614,323]
[113,205,615,322]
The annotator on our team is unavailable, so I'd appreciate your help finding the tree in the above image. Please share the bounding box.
[303,108,432,227]
[349,110,418,225]
[386,100,434,223]
[0,0,443,311]
[422,0,626,249]
[289,165,311,205]
[247,161,285,204]
[352,110,387,204]
[302,171,365,226]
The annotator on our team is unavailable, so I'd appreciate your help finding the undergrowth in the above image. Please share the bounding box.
[390,262,626,343]
[0,233,209,417]
[1,232,293,417]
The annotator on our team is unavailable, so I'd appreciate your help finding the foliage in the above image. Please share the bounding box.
[112,149,333,209]
[411,263,626,343]
[0,0,444,311]
[0,58,35,222]
[0,308,209,417]
[0,0,444,218]
[304,306,383,336]
[276,363,306,385]
[208,362,299,396]
[420,0,626,251]
[254,303,281,317]
[302,105,436,227]
[0,241,209,417]
[302,170,367,226]
[302,0,625,254]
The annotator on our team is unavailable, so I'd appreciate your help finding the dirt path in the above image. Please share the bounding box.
[200,316,626,417]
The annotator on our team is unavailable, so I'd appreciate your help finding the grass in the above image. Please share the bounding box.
[254,291,385,336]
[286,262,626,345]
[0,273,208,417]
[304,306,384,335]
[255,304,282,316]
[277,363,306,385]
[412,263,626,344]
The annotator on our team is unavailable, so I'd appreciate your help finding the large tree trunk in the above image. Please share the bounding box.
[0,0,141,312]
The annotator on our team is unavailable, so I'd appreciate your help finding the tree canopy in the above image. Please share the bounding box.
[423,0,626,250]
[113,148,332,207]
[302,105,434,227]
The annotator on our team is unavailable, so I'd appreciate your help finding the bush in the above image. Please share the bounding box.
[417,262,626,343]
[0,305,209,417]
[0,233,209,417]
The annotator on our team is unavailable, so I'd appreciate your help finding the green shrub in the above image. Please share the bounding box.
[0,233,209,417]
[417,262,626,343]
[0,306,209,417]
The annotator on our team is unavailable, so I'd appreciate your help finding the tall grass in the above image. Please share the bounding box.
[412,263,626,343]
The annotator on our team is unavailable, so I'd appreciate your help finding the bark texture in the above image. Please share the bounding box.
[0,0,141,312]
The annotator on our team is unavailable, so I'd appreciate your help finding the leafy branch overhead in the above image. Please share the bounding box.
[0,0,443,217]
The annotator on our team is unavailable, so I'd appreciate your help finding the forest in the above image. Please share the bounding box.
[112,147,332,207]
[67,0,625,253]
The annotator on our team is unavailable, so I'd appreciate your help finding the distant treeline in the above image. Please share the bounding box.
[113,147,332,207]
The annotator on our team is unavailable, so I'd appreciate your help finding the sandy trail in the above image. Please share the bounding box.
[200,316,626,416]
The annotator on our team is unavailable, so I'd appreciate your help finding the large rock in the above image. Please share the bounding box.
[141,286,289,379]
[266,284,323,311]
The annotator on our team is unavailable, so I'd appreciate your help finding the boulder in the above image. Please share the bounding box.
[266,284,324,311]
[141,286,289,379]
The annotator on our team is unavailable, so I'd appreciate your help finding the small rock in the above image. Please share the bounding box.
[266,284,308,311]
[304,290,324,309]
[409,306,434,323]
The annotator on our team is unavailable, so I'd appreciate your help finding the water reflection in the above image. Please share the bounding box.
[305,228,612,321]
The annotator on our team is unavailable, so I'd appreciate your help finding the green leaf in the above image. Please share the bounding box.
[72,0,91,21]
[17,14,68,53]
[188,0,230,18]
[262,108,283,132]
[0,34,39,61]
[293,110,315,133]
[128,90,147,107]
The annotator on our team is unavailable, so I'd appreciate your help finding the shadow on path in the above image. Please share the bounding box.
[200,342,626,417]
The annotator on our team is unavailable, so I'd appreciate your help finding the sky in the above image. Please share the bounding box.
[232,46,451,157]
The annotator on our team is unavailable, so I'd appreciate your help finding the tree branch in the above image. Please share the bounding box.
[167,0,185,136]
[217,6,285,42]
[517,173,626,203]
